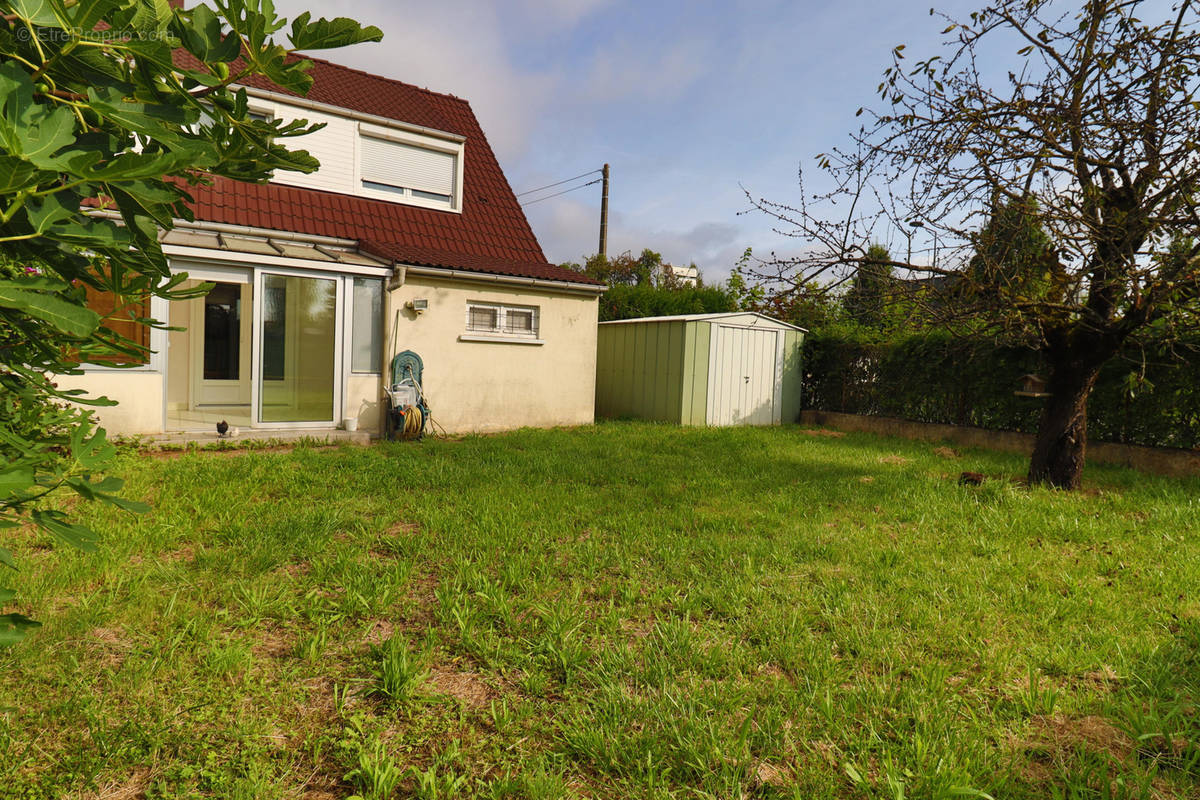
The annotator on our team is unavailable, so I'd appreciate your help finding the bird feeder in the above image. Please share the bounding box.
[1015,373,1051,398]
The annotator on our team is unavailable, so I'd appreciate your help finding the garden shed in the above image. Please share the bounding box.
[596,313,805,426]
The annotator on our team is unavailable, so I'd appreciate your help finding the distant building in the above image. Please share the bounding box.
[669,263,699,286]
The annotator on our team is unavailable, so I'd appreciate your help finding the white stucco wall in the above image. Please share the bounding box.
[386,275,599,433]
[55,371,164,436]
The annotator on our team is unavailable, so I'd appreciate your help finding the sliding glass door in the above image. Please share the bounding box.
[255,271,341,424]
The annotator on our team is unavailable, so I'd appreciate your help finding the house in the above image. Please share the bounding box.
[667,264,699,286]
[595,313,805,426]
[63,53,604,437]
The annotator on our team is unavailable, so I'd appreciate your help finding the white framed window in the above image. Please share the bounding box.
[194,104,273,130]
[358,128,461,211]
[350,277,383,373]
[462,302,542,344]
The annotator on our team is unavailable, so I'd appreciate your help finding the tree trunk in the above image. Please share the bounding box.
[1027,359,1103,489]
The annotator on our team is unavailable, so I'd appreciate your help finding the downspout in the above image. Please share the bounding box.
[385,264,407,373]
[380,265,406,432]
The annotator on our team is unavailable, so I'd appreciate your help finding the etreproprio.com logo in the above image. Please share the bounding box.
[15,26,178,43]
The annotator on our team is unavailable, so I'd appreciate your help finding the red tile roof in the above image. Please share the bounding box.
[175,51,600,287]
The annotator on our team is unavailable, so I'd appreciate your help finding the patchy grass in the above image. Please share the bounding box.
[1,422,1198,799]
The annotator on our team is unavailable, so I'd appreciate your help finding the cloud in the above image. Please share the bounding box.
[530,197,600,264]
[272,0,559,161]
[511,0,614,32]
[579,38,710,103]
[527,196,749,280]
[674,221,741,253]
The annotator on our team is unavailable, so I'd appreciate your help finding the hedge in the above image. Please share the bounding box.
[598,284,737,322]
[802,331,1200,449]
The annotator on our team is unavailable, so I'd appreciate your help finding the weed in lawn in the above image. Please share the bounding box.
[344,734,405,800]
[479,765,576,800]
[332,681,357,716]
[230,579,289,627]
[204,639,253,683]
[410,763,470,799]
[487,697,515,733]
[1020,668,1062,717]
[1111,694,1200,776]
[371,634,429,705]
[510,665,547,698]
[295,626,329,663]
[531,599,589,685]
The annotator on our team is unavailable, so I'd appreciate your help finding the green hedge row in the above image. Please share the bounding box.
[598,284,737,322]
[802,331,1200,449]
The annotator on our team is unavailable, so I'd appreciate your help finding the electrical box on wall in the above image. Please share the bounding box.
[406,298,429,314]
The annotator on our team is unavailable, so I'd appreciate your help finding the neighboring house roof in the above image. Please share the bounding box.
[894,274,959,292]
[598,312,807,331]
[173,50,600,287]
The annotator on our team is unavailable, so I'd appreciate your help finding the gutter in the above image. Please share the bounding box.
[400,264,606,295]
[169,217,362,249]
[239,85,467,144]
[90,209,365,249]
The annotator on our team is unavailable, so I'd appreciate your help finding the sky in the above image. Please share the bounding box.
[271,0,987,283]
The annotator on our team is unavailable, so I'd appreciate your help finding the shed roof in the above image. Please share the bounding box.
[598,312,807,332]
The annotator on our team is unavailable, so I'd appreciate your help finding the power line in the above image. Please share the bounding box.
[520,178,601,206]
[516,169,601,197]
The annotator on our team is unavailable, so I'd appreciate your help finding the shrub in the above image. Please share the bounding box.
[803,331,1200,449]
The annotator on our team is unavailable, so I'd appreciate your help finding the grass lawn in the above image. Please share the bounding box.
[1,422,1198,799]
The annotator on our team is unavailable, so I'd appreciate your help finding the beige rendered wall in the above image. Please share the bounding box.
[165,293,192,413]
[345,374,383,434]
[386,276,599,433]
[54,371,164,435]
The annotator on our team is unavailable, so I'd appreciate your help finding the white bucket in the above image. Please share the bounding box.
[343,417,358,432]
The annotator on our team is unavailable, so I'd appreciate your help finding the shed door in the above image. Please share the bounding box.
[706,325,784,426]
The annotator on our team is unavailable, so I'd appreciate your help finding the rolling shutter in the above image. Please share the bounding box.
[360,135,456,196]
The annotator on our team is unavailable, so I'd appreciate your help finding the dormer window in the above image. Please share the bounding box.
[192,105,272,133]
[358,129,462,211]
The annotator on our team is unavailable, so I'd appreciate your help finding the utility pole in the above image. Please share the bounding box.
[598,163,609,260]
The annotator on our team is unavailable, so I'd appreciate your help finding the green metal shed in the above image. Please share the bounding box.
[595,312,805,426]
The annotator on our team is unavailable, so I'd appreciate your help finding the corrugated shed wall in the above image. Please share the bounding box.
[780,329,805,424]
[595,321,687,423]
[679,321,711,425]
